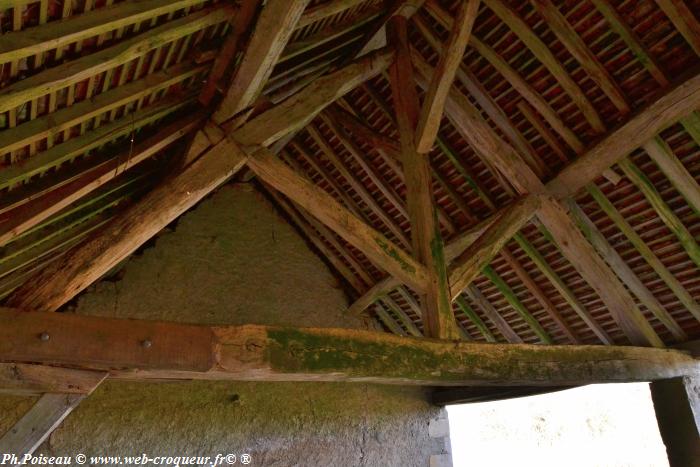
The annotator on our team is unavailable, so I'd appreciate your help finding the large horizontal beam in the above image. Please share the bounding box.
[0,309,696,386]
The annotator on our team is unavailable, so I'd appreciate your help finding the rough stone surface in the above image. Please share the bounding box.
[0,184,446,466]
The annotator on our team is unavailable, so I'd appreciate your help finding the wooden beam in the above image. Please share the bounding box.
[448,195,541,299]
[0,112,205,246]
[0,95,195,190]
[348,277,401,315]
[644,137,700,215]
[500,248,579,343]
[482,0,605,132]
[5,137,248,312]
[566,200,686,341]
[482,265,553,344]
[514,233,613,344]
[295,0,365,29]
[413,53,662,347]
[247,145,428,292]
[0,4,232,114]
[0,364,106,396]
[212,0,310,122]
[587,184,700,324]
[387,15,459,339]
[230,47,395,148]
[465,284,523,343]
[590,0,669,87]
[346,200,520,316]
[199,0,262,106]
[422,2,584,154]
[414,0,479,152]
[530,0,629,115]
[537,198,664,347]
[0,61,206,157]
[548,70,700,199]
[0,392,101,464]
[6,50,397,311]
[618,158,700,269]
[0,0,207,65]
[0,309,696,385]
[654,0,700,57]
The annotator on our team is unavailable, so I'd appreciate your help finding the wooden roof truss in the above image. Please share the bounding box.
[1,0,700,450]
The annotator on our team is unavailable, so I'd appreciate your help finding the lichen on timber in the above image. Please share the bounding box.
[374,237,416,274]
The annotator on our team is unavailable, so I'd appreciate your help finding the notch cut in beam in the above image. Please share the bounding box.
[0,309,696,386]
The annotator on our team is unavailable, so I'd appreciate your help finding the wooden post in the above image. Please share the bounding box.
[386,15,459,340]
[650,375,700,467]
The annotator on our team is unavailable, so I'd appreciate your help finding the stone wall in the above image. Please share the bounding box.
[0,184,451,467]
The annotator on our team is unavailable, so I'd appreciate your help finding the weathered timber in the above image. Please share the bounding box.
[529,0,629,114]
[500,248,579,343]
[548,70,700,199]
[246,144,428,292]
[0,392,102,463]
[0,0,207,65]
[644,138,700,215]
[0,112,205,246]
[0,5,232,113]
[448,195,541,299]
[618,158,700,268]
[414,0,479,153]
[6,50,395,311]
[199,0,261,105]
[212,0,310,122]
[654,0,700,56]
[0,363,107,396]
[482,0,605,132]
[5,138,248,312]
[230,47,395,148]
[587,184,700,324]
[465,285,524,343]
[567,200,687,341]
[482,265,553,344]
[295,0,365,29]
[387,15,459,339]
[537,198,663,347]
[0,309,696,385]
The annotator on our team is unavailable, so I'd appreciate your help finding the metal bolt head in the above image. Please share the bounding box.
[141,339,152,349]
[39,332,50,342]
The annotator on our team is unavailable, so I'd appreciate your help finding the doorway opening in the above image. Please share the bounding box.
[447,383,668,467]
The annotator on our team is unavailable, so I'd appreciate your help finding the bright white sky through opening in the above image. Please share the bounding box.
[447,383,669,467]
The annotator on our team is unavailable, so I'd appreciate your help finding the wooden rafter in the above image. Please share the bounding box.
[212,0,310,123]
[414,0,479,153]
[5,48,396,312]
[0,309,696,385]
